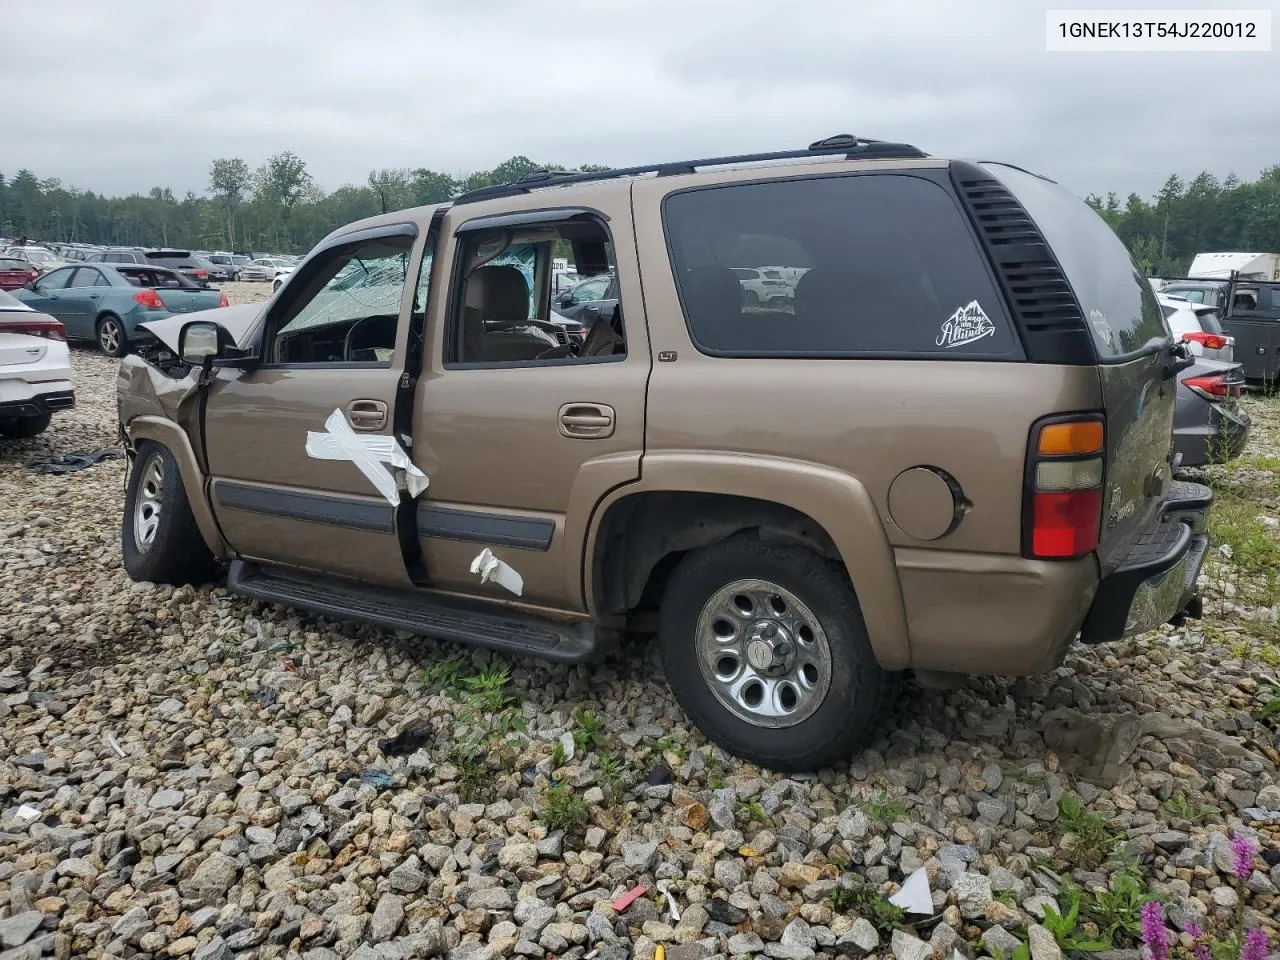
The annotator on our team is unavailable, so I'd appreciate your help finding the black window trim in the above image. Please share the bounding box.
[660,168,1025,362]
[442,207,627,370]
[250,221,420,371]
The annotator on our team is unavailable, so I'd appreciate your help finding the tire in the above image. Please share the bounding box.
[96,314,128,357]
[658,533,895,772]
[743,290,761,307]
[0,413,52,439]
[122,441,218,585]
[273,278,282,293]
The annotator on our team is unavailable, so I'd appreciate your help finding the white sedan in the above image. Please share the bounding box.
[239,257,296,282]
[0,290,75,438]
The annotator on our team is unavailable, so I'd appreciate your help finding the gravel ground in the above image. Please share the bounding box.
[3,299,1280,960]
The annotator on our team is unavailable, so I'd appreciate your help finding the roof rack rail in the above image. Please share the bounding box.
[452,134,927,205]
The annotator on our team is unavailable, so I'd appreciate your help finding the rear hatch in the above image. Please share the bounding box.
[145,250,209,284]
[978,164,1180,572]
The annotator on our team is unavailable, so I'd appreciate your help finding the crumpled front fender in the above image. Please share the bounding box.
[117,354,228,560]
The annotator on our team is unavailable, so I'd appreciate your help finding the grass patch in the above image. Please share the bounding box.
[1056,795,1120,869]
[856,791,908,823]
[540,783,590,833]
[825,875,906,936]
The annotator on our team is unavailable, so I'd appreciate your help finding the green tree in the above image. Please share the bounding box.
[209,157,251,249]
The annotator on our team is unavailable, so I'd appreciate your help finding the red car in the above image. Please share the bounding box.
[0,258,40,291]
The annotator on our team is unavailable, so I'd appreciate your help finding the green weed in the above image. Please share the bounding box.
[1056,795,1120,869]
[857,791,908,823]
[541,783,590,833]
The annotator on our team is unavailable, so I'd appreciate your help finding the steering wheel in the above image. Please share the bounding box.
[344,314,397,362]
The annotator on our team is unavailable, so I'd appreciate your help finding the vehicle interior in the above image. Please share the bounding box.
[452,216,626,364]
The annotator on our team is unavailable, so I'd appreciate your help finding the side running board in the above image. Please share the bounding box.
[227,560,598,664]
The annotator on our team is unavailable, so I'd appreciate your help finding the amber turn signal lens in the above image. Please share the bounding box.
[1037,420,1104,456]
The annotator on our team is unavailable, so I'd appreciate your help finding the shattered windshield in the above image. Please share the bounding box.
[276,243,410,337]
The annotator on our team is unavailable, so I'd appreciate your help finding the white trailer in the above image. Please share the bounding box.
[1187,251,1280,281]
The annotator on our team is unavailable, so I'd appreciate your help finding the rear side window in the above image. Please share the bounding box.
[983,163,1168,358]
[663,173,1020,358]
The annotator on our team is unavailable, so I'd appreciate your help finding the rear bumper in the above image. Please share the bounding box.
[1079,480,1211,643]
[0,388,76,419]
[1173,404,1251,467]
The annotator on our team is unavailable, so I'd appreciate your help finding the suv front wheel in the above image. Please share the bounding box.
[659,534,893,772]
[122,441,218,585]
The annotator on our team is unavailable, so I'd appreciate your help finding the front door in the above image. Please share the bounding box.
[412,193,650,611]
[202,222,432,586]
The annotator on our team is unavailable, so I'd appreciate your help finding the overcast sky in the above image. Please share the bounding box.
[3,0,1277,202]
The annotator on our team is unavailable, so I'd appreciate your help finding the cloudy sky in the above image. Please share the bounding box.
[3,0,1277,202]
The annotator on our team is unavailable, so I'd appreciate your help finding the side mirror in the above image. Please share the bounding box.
[179,321,221,363]
[557,293,573,307]
[23,280,37,291]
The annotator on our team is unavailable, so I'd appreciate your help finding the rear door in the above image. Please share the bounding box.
[986,164,1178,568]
[202,221,432,586]
[54,267,111,338]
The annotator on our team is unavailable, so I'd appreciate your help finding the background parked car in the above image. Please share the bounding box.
[553,272,618,324]
[1174,357,1250,467]
[88,248,211,287]
[194,255,229,282]
[239,257,296,282]
[0,289,75,438]
[0,258,40,291]
[1159,294,1234,362]
[11,263,227,356]
[206,253,243,280]
[1,246,67,273]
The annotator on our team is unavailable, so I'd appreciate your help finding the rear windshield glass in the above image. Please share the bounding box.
[145,252,199,269]
[983,163,1168,358]
[663,173,1021,358]
[119,267,199,289]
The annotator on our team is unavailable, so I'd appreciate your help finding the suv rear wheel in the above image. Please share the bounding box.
[0,413,52,439]
[658,534,893,771]
[122,441,218,584]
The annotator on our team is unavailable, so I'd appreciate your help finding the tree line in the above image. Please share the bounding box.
[1,150,1278,270]
[0,153,609,255]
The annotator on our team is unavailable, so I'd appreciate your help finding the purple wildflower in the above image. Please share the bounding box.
[1141,901,1171,960]
[1241,928,1269,960]
[1231,833,1259,879]
[1194,944,1212,960]
[1185,923,1205,940]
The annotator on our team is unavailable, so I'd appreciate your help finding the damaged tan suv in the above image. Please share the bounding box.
[117,135,1213,772]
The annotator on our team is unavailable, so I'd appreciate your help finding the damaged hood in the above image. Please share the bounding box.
[141,303,263,353]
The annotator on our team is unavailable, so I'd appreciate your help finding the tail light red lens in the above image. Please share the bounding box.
[1025,415,1106,559]
[218,291,230,307]
[132,289,165,309]
[0,318,66,341]
[194,268,208,278]
[1184,373,1241,401]
[1183,331,1227,351]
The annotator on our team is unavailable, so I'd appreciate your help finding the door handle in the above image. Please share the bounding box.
[559,403,615,439]
[89,294,100,299]
[347,399,387,431]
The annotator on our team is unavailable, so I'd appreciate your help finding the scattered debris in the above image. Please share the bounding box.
[359,769,397,791]
[14,805,40,821]
[378,723,435,757]
[643,763,673,786]
[656,879,680,923]
[470,548,524,596]
[888,866,934,915]
[104,732,126,758]
[611,884,649,912]
[27,448,122,475]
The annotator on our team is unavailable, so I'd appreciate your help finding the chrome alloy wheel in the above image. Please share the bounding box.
[694,578,832,728]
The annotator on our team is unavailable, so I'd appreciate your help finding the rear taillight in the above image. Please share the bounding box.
[1183,331,1227,351]
[218,291,230,307]
[1025,415,1105,559]
[133,289,165,309]
[194,268,208,278]
[1184,373,1242,401]
[0,318,66,341]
